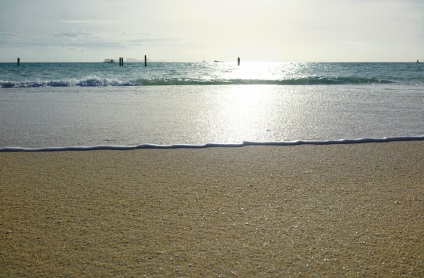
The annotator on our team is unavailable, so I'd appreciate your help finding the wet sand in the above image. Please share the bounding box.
[1,141,423,277]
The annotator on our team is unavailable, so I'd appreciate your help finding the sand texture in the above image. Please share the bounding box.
[1,142,423,277]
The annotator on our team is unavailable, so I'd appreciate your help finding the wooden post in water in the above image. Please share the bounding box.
[145,55,147,67]
[120,57,124,66]
[17,58,20,66]
[238,57,240,66]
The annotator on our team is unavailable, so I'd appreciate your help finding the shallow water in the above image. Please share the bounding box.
[1,84,423,148]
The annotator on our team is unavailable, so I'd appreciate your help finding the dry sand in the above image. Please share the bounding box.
[1,141,423,277]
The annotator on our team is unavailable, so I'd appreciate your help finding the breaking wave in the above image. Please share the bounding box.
[1,76,394,88]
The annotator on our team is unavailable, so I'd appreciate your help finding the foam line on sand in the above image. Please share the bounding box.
[1,135,424,152]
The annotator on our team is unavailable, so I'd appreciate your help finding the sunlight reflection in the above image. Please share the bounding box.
[230,62,278,80]
[211,85,284,142]
[214,62,315,83]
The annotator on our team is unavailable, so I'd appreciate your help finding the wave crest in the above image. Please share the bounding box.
[1,76,393,88]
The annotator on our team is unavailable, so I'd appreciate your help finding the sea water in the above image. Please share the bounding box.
[0,62,423,149]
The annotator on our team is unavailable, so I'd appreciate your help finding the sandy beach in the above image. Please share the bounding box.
[1,141,423,277]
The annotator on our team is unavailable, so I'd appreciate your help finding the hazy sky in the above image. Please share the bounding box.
[1,0,423,62]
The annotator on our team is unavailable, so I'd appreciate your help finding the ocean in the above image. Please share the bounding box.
[0,62,423,150]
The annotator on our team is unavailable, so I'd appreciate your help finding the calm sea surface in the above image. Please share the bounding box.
[1,62,423,148]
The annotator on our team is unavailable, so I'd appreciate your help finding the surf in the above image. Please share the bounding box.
[1,136,424,152]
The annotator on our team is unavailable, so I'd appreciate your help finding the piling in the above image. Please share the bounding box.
[238,57,240,66]
[17,58,20,66]
[145,55,147,67]
[119,57,124,66]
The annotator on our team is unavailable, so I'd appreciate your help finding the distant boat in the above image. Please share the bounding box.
[417,60,420,63]
[103,59,115,63]
[214,60,224,63]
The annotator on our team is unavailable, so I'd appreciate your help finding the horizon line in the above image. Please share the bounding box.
[0,60,422,64]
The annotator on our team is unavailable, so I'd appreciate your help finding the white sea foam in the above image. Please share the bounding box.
[1,136,423,152]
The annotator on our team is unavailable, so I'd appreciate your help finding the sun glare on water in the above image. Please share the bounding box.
[209,84,290,143]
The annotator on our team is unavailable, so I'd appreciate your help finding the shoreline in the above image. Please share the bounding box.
[1,135,424,152]
[1,141,423,276]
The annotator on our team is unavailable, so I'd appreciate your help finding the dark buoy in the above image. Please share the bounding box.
[17,58,20,66]
[237,57,240,66]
